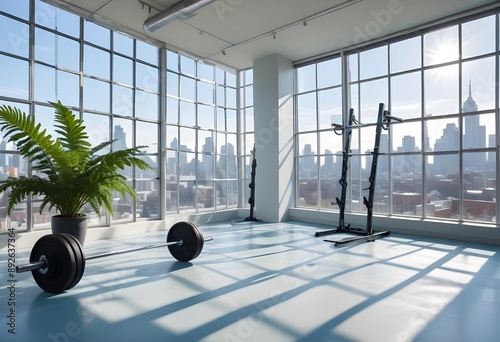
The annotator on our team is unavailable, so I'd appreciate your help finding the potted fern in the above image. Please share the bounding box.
[0,101,153,244]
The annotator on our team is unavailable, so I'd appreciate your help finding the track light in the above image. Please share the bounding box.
[221,50,226,56]
[303,20,307,27]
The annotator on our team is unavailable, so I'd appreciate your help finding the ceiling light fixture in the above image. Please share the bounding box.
[303,20,307,27]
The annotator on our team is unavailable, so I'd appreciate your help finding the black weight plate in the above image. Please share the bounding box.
[29,234,78,293]
[167,221,203,262]
[57,233,86,291]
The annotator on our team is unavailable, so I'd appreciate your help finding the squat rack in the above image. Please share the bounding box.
[315,103,402,246]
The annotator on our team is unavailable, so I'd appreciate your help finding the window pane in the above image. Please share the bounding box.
[166,125,178,149]
[298,133,316,156]
[56,9,80,37]
[180,55,195,76]
[424,26,458,66]
[84,45,110,79]
[244,85,253,107]
[392,121,422,152]
[318,87,341,130]
[391,71,422,120]
[297,92,316,132]
[167,50,179,71]
[136,62,158,92]
[318,58,341,89]
[426,154,459,219]
[136,40,158,65]
[463,152,495,222]
[113,54,133,85]
[197,80,214,104]
[360,46,388,80]
[360,78,388,123]
[244,107,254,132]
[136,121,158,153]
[0,0,29,19]
[35,28,55,65]
[425,118,459,152]
[166,97,178,124]
[35,0,56,28]
[56,70,80,107]
[180,76,195,101]
[390,36,421,73]
[298,156,318,207]
[226,87,236,109]
[463,113,494,150]
[198,62,214,81]
[84,21,110,49]
[319,130,342,156]
[227,109,237,132]
[112,118,133,149]
[83,113,110,149]
[462,15,495,59]
[34,64,55,102]
[0,15,29,57]
[167,71,179,97]
[83,77,110,112]
[112,84,133,116]
[180,101,195,126]
[296,64,316,93]
[424,65,459,116]
[57,36,80,71]
[113,31,133,55]
[179,127,196,151]
[462,56,495,111]
[198,104,214,129]
[136,90,158,120]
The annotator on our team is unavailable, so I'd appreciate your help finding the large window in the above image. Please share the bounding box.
[165,51,238,213]
[0,1,159,232]
[295,12,498,226]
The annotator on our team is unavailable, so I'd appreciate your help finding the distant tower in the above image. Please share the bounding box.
[112,125,128,151]
[462,79,486,170]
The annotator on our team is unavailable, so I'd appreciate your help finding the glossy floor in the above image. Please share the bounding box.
[1,221,500,342]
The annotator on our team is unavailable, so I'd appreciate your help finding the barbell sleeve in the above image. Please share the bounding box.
[16,259,47,273]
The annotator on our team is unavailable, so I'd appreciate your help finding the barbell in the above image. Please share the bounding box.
[16,221,212,293]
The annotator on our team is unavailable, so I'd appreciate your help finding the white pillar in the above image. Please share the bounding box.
[253,54,294,222]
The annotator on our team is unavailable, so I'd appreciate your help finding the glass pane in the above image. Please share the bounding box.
[0,15,29,57]
[392,156,423,217]
[318,58,341,89]
[392,121,422,152]
[55,8,80,37]
[136,40,158,65]
[113,31,133,55]
[57,36,80,71]
[84,45,110,79]
[297,92,317,132]
[197,80,214,104]
[167,71,179,97]
[113,54,133,85]
[298,133,317,156]
[462,56,495,111]
[216,107,225,131]
[83,77,110,112]
[244,85,253,107]
[319,130,342,156]
[425,117,459,152]
[180,101,195,126]
[424,64,459,116]
[390,71,422,120]
[197,62,214,81]
[226,71,236,87]
[83,112,110,149]
[390,36,421,73]
[360,46,388,80]
[298,156,318,207]
[198,104,214,129]
[166,125,178,151]
[179,127,196,151]
[34,64,55,103]
[35,0,55,28]
[136,121,158,153]
[180,76,195,101]
[226,87,236,109]
[137,176,159,219]
[463,152,495,222]
[166,151,178,213]
[112,84,133,116]
[463,113,494,150]
[112,118,133,150]
[226,109,236,132]
[426,154,459,220]
[35,28,55,65]
[84,21,110,49]
[166,97,178,124]
[166,50,179,71]
[359,78,388,123]
[198,130,214,153]
[319,156,338,210]
[318,87,342,130]
[0,0,29,19]
[136,62,158,92]
[347,54,358,82]
[462,15,495,59]
[135,90,158,121]
[57,70,80,107]
[424,26,459,66]
[180,55,196,77]
[245,107,254,132]
[296,64,316,93]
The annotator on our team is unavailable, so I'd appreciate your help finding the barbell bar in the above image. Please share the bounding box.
[16,221,212,293]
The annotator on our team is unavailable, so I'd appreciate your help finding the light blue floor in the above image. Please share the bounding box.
[1,221,500,341]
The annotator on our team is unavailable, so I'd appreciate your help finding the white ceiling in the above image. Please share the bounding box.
[49,0,496,70]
